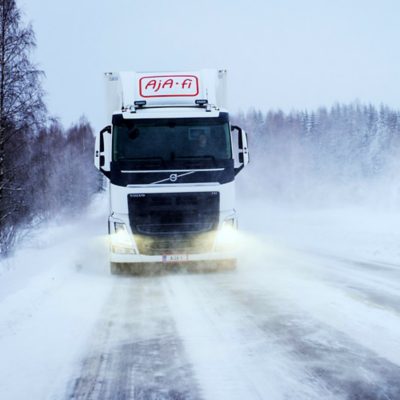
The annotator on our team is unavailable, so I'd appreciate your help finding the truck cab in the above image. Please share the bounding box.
[94,70,249,273]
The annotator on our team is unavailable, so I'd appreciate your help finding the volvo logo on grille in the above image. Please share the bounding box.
[151,170,196,184]
[169,174,178,182]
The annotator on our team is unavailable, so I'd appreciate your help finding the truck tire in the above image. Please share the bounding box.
[217,259,237,271]
[110,262,152,276]
[110,262,122,275]
[111,262,144,275]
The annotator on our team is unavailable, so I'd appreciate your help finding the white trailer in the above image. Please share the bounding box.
[94,69,249,274]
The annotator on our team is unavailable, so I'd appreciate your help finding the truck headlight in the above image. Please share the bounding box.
[110,222,136,254]
[215,217,238,250]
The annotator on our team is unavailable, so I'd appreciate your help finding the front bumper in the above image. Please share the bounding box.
[108,211,238,265]
[110,250,237,264]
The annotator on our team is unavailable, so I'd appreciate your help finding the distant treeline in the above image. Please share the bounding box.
[0,0,100,255]
[234,103,400,206]
[1,117,101,255]
[28,119,101,219]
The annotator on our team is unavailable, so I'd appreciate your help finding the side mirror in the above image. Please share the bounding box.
[239,130,249,166]
[231,125,250,175]
[94,125,112,177]
[94,133,101,169]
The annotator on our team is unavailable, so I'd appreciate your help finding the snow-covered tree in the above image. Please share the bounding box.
[0,0,45,254]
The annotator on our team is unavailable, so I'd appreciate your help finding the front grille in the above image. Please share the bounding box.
[128,192,219,255]
[128,192,219,235]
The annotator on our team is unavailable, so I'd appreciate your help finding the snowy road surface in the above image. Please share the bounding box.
[1,198,400,399]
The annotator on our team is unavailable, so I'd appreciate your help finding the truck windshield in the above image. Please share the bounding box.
[112,115,232,162]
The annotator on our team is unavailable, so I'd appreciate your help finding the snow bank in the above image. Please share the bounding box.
[0,194,112,400]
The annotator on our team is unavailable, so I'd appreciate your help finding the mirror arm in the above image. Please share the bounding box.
[100,125,112,134]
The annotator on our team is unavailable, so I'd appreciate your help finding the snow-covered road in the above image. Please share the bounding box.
[1,197,400,400]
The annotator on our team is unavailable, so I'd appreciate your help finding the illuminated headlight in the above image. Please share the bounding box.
[110,222,136,254]
[215,217,238,250]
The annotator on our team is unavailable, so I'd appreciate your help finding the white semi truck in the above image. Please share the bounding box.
[94,69,249,274]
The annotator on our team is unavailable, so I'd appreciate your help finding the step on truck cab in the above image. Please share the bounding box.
[94,69,249,274]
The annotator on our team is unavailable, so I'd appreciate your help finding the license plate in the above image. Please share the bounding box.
[162,254,188,263]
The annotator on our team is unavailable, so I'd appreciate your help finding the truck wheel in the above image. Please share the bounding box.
[110,262,122,275]
[217,259,237,271]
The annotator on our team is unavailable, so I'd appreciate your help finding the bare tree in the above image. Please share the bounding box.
[0,0,45,254]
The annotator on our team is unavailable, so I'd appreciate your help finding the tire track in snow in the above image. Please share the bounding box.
[164,273,339,400]
[66,276,202,400]
[189,269,400,400]
[306,254,400,317]
[65,246,400,400]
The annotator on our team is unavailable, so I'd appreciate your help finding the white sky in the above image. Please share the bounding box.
[21,0,400,130]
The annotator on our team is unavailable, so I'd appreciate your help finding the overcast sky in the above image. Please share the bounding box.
[21,0,400,130]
